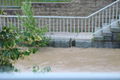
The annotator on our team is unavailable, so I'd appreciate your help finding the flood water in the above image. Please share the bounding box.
[14,47,120,72]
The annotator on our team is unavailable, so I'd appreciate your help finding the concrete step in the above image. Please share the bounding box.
[75,33,93,48]
[48,38,72,48]
[102,24,112,37]
[75,39,92,48]
[93,29,104,41]
[45,32,93,48]
[45,32,75,47]
[112,33,120,41]
[44,32,120,48]
[110,19,120,32]
[92,41,114,48]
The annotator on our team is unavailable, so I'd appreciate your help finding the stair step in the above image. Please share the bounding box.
[93,30,104,40]
[112,33,120,41]
[95,27,102,32]
[102,25,112,37]
[110,21,120,32]
[111,27,120,32]
[104,36,112,41]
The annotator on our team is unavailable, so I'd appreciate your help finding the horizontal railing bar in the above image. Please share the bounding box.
[0,15,87,19]
[0,6,20,8]
[29,2,71,4]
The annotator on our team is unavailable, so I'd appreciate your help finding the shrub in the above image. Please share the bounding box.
[19,1,49,47]
[0,1,49,72]
[32,66,51,73]
[0,27,21,59]
[0,27,33,72]
[0,27,21,72]
[0,10,7,15]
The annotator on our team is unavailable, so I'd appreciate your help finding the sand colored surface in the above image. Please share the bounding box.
[14,47,120,72]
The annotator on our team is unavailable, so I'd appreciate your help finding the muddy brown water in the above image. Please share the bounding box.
[14,47,120,72]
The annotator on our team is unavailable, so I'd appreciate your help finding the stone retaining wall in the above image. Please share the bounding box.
[48,38,120,48]
[3,0,114,16]
[32,0,113,16]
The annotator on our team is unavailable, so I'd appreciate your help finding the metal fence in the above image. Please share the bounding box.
[0,15,89,32]
[0,0,120,33]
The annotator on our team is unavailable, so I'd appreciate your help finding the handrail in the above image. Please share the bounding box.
[0,15,87,18]
[93,18,120,33]
[87,0,120,18]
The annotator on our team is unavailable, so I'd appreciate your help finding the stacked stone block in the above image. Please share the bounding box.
[2,0,114,16]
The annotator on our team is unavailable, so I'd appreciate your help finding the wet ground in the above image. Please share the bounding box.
[14,47,120,72]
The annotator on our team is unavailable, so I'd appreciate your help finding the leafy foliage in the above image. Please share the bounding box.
[0,27,32,72]
[0,27,18,49]
[0,1,50,72]
[0,27,20,72]
[19,2,49,47]
[32,66,51,73]
[0,10,7,15]
[0,27,20,58]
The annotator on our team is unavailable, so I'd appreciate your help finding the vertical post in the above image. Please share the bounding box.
[6,16,9,27]
[74,18,75,33]
[70,18,72,32]
[67,18,68,32]
[63,18,65,32]
[37,18,39,28]
[49,17,51,32]
[3,17,5,27]
[98,13,101,29]
[84,18,87,32]
[91,16,94,32]
[17,17,20,31]
[105,9,108,24]
[54,18,56,32]
[51,18,53,32]
[56,18,58,32]
[61,18,63,32]
[112,5,115,19]
[60,18,61,32]
[13,17,15,28]
[87,18,90,32]
[42,18,44,28]
[52,18,54,32]
[77,18,80,33]
[109,7,111,24]
[94,15,97,32]
[102,10,104,28]
[116,3,118,20]
[81,19,83,32]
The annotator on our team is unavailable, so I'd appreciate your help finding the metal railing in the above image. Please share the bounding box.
[0,15,88,33]
[86,0,120,32]
[0,0,120,33]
